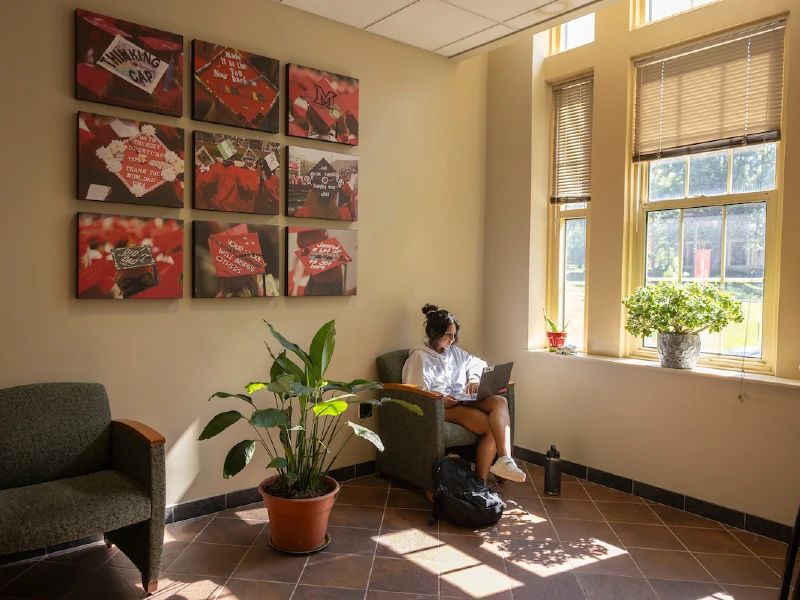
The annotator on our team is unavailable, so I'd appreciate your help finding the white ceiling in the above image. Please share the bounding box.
[272,0,603,58]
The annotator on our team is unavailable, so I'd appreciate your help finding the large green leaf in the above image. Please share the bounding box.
[265,321,315,375]
[198,411,245,440]
[377,398,424,416]
[250,408,289,428]
[347,422,384,452]
[267,457,288,469]
[270,350,305,382]
[209,392,254,405]
[245,382,268,394]
[223,440,256,478]
[290,382,316,397]
[313,400,348,417]
[309,320,336,378]
[324,379,383,394]
[267,374,296,395]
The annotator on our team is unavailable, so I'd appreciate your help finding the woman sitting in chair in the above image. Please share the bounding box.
[402,303,526,483]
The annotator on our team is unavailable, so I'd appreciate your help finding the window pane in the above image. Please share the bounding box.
[648,157,686,201]
[682,206,723,282]
[646,209,680,282]
[732,143,777,194]
[562,13,594,51]
[689,150,729,197]
[562,218,586,349]
[648,0,715,22]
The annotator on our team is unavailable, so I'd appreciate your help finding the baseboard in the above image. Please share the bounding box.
[513,445,793,544]
[0,460,377,566]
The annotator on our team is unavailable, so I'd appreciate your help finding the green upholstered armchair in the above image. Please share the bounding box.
[0,383,166,594]
[375,349,515,493]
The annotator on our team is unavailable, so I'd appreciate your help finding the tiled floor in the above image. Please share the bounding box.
[1,461,796,600]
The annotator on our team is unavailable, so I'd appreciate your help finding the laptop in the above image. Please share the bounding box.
[457,362,514,402]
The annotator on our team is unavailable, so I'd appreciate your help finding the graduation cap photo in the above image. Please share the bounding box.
[286,146,358,221]
[286,226,357,297]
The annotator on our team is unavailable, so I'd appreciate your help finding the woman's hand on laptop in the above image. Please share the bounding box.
[443,396,459,408]
[465,380,479,395]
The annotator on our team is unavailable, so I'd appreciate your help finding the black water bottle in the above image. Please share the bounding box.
[544,445,562,496]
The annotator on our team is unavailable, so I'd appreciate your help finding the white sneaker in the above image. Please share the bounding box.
[490,456,526,483]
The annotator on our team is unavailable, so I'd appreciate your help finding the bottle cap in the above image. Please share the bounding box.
[546,445,560,459]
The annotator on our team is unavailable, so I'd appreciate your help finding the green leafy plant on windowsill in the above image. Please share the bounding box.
[198,320,422,499]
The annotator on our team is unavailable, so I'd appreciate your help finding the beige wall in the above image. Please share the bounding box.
[0,0,488,506]
[484,0,800,525]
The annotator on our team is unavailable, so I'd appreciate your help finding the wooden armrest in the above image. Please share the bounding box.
[114,419,166,447]
[382,383,444,399]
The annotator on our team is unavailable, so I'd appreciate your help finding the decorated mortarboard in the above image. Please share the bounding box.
[264,152,279,172]
[96,35,169,95]
[295,237,352,275]
[208,232,266,278]
[112,245,158,280]
[302,78,342,128]
[241,148,259,169]
[307,159,343,203]
[195,146,215,169]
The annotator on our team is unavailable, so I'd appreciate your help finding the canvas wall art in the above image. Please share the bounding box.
[78,112,185,208]
[286,227,357,297]
[77,213,184,299]
[75,9,183,117]
[287,64,359,146]
[286,147,358,221]
[194,132,280,215]
[193,221,280,298]
[193,40,280,132]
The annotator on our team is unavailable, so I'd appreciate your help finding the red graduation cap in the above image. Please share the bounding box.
[295,237,352,275]
[302,77,341,128]
[80,11,132,38]
[139,37,182,53]
[208,232,266,278]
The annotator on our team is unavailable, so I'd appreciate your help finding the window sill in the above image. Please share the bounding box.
[527,348,800,390]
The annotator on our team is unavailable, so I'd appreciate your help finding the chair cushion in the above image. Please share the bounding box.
[0,470,151,554]
[443,422,480,447]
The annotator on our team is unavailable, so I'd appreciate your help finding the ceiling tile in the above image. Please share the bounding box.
[440,0,553,23]
[435,25,516,57]
[366,0,495,52]
[278,0,416,30]
[505,0,586,29]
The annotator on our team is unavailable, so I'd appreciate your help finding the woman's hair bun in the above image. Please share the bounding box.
[421,303,439,316]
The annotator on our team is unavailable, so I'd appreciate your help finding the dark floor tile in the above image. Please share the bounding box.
[343,475,391,488]
[1,560,95,600]
[216,502,269,521]
[670,526,753,555]
[633,483,685,510]
[0,549,45,567]
[685,497,745,529]
[647,578,726,600]
[596,502,660,525]
[577,574,659,600]
[439,533,505,567]
[526,466,579,490]
[291,585,367,600]
[299,553,372,589]
[193,518,264,546]
[107,540,189,572]
[323,526,379,556]
[328,504,385,529]
[649,504,724,529]
[496,479,539,499]
[0,559,40,591]
[366,591,439,600]
[587,469,633,494]
[336,486,390,507]
[163,516,214,542]
[506,564,586,600]
[563,540,641,577]
[610,524,685,551]
[388,478,423,490]
[731,531,790,558]
[583,483,642,504]
[42,543,117,568]
[381,508,437,533]
[173,495,225,522]
[745,515,793,545]
[627,549,714,582]
[62,565,144,600]
[440,560,513,598]
[368,557,439,595]
[542,482,590,501]
[551,519,621,545]
[166,542,248,578]
[496,507,559,541]
[722,584,782,599]
[438,518,499,537]
[226,487,262,509]
[542,499,604,522]
[376,529,440,562]
[761,556,799,582]
[386,489,432,510]
[151,572,228,599]
[229,545,306,583]
[694,554,781,587]
[220,578,294,599]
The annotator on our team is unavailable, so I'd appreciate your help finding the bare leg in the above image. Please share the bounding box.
[475,433,497,482]
[471,395,512,458]
[444,405,495,479]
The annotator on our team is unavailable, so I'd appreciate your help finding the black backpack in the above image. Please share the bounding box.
[428,456,505,528]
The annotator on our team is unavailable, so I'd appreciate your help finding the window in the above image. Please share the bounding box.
[549,77,593,348]
[646,0,717,23]
[555,13,595,52]
[631,22,785,370]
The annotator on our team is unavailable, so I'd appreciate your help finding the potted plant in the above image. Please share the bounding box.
[543,309,569,351]
[199,320,422,553]
[622,282,744,370]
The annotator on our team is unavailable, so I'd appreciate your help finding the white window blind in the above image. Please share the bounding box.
[634,21,785,162]
[552,76,594,204]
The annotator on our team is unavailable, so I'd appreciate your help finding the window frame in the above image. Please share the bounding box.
[627,144,783,374]
[634,0,720,26]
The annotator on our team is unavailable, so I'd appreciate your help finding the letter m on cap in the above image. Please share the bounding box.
[312,84,338,108]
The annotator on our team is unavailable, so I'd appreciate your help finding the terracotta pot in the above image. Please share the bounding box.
[259,475,339,553]
[546,331,568,349]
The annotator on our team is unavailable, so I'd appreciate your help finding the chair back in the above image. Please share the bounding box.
[0,383,111,489]
[376,349,410,383]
